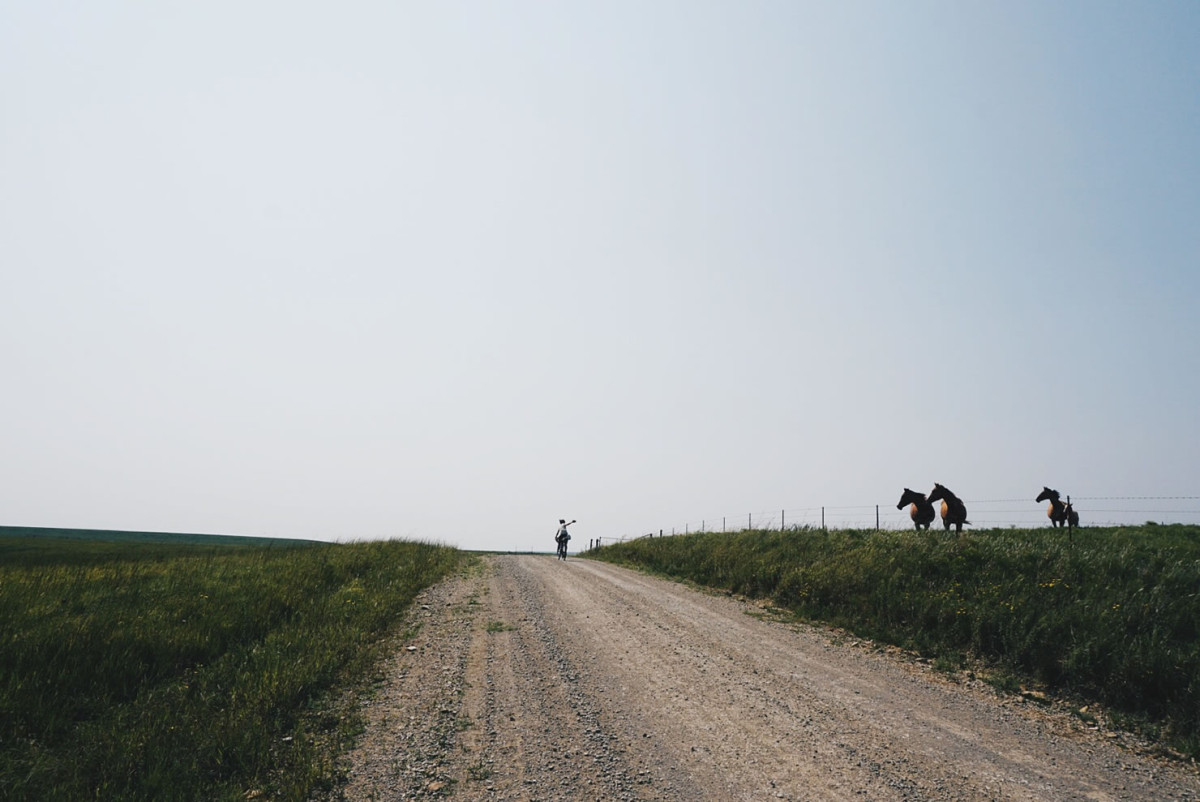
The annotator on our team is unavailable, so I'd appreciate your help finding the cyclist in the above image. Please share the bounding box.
[555,519,575,560]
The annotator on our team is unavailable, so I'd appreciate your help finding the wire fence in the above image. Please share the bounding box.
[592,496,1200,546]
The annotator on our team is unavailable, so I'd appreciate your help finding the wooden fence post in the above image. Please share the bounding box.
[1067,495,1073,544]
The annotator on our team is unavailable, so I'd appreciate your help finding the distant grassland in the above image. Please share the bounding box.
[0,524,323,550]
[593,525,1200,759]
[0,531,463,800]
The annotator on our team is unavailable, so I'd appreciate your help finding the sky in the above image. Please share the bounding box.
[2,2,1198,550]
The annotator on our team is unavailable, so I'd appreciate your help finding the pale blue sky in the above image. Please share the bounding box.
[2,2,1197,549]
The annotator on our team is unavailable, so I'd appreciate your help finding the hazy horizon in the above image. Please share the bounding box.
[3,2,1198,551]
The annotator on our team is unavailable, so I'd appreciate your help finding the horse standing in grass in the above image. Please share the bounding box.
[897,488,936,530]
[1064,500,1079,531]
[1036,487,1069,528]
[928,483,970,534]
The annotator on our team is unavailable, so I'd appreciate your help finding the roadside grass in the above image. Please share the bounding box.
[0,535,463,800]
[591,525,1200,760]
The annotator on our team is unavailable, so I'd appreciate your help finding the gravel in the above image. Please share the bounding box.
[328,555,1199,801]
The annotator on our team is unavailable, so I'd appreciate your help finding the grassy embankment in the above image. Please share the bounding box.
[593,525,1200,759]
[1,529,464,800]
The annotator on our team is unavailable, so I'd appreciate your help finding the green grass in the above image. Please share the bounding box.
[0,524,321,550]
[0,533,464,800]
[592,525,1200,759]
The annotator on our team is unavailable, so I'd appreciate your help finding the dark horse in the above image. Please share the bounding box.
[1036,487,1079,531]
[897,488,936,530]
[927,483,970,534]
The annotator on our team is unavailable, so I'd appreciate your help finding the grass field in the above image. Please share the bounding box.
[0,531,464,801]
[592,524,1200,760]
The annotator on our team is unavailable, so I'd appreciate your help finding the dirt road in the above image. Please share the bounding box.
[334,555,1199,800]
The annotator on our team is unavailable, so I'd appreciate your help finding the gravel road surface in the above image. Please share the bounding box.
[332,555,1199,800]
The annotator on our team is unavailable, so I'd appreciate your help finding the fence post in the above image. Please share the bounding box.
[876,505,880,530]
[748,512,752,530]
[659,529,663,538]
[782,509,785,531]
[821,507,825,530]
[1067,495,1073,544]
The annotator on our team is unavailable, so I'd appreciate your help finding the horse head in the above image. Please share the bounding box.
[928,483,950,503]
[897,488,923,510]
[1036,487,1059,503]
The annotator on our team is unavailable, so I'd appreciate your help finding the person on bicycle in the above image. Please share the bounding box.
[555,519,575,560]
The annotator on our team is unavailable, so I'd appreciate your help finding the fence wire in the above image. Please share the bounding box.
[623,496,1200,540]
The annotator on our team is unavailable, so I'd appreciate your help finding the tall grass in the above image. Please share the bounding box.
[594,525,1200,758]
[0,535,463,800]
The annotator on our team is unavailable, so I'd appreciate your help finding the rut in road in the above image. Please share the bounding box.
[334,555,1200,801]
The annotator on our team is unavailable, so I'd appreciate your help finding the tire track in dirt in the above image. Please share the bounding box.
[334,556,693,800]
[443,555,664,800]
[332,555,1200,801]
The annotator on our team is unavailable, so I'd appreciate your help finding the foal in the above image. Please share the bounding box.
[1064,500,1079,531]
[928,483,970,534]
[897,488,936,530]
